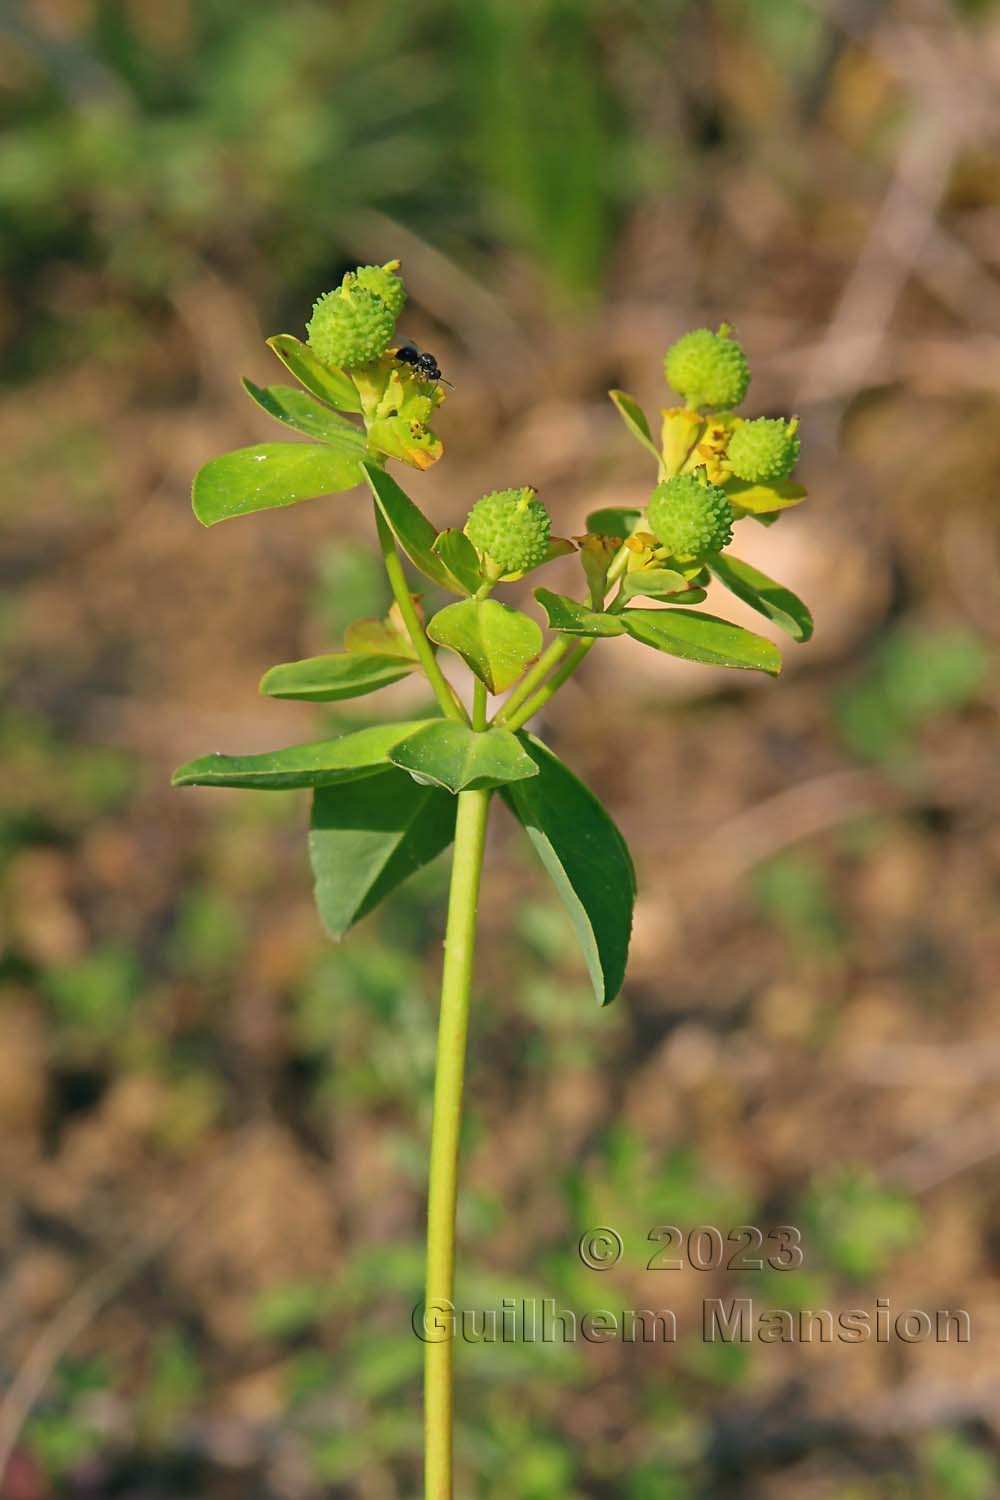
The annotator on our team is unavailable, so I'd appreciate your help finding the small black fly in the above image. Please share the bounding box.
[392,342,452,386]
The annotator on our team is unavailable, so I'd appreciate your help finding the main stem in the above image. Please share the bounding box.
[424,685,491,1499]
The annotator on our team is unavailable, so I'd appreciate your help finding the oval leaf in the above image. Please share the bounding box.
[362,462,465,592]
[723,476,806,517]
[344,615,418,659]
[367,415,443,471]
[172,722,432,790]
[259,652,417,702]
[193,443,365,526]
[310,771,456,939]
[707,554,813,642]
[433,529,483,595]
[502,734,634,1005]
[241,379,366,445]
[608,390,661,462]
[534,588,624,637]
[621,608,782,676]
[427,598,543,693]
[620,568,697,602]
[388,721,539,793]
[266,334,362,413]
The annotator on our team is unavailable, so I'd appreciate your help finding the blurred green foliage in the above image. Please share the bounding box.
[801,1170,922,1281]
[43,941,141,1037]
[921,1431,1000,1500]
[0,0,662,378]
[750,851,842,955]
[835,624,989,767]
[25,1357,110,1480]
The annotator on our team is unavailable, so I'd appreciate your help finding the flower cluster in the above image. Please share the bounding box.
[465,488,552,575]
[592,325,804,579]
[647,474,732,559]
[306,261,406,369]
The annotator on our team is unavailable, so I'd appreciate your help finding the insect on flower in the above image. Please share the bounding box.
[392,341,453,386]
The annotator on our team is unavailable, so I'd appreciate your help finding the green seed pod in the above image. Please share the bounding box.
[647,474,733,558]
[351,260,407,320]
[465,487,552,574]
[306,284,396,369]
[726,416,800,483]
[664,326,750,411]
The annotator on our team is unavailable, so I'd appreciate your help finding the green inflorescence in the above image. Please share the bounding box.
[647,474,733,558]
[465,487,552,574]
[726,416,800,483]
[306,282,397,369]
[664,326,750,411]
[351,260,407,320]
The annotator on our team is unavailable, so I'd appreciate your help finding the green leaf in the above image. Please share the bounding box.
[310,770,456,939]
[621,608,782,676]
[620,568,698,602]
[608,390,661,463]
[343,615,418,659]
[388,721,539,793]
[259,653,417,702]
[362,463,463,592]
[723,476,806,518]
[241,379,366,445]
[707,554,813,643]
[502,735,634,1005]
[266,334,363,413]
[646,586,707,604]
[192,443,365,526]
[367,415,443,472]
[433,529,483,595]
[586,507,643,539]
[171,722,431,790]
[533,588,624,637]
[427,598,543,693]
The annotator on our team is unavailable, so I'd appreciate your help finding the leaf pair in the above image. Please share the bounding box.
[173,718,537,942]
[534,588,784,675]
[260,602,421,705]
[174,725,634,1004]
[313,733,634,1003]
[192,337,369,527]
[172,719,538,798]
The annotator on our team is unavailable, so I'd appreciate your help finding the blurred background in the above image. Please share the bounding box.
[2,0,999,1496]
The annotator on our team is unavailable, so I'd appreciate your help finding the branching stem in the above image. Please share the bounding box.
[492,636,570,726]
[502,639,595,733]
[374,501,467,723]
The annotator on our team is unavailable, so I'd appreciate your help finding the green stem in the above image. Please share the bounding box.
[502,638,595,734]
[374,502,467,723]
[492,636,570,727]
[424,785,491,1500]
[472,676,488,732]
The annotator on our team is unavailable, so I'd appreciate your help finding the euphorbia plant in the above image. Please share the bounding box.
[173,262,812,1498]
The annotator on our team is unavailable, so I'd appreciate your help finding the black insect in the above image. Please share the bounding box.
[392,342,452,386]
